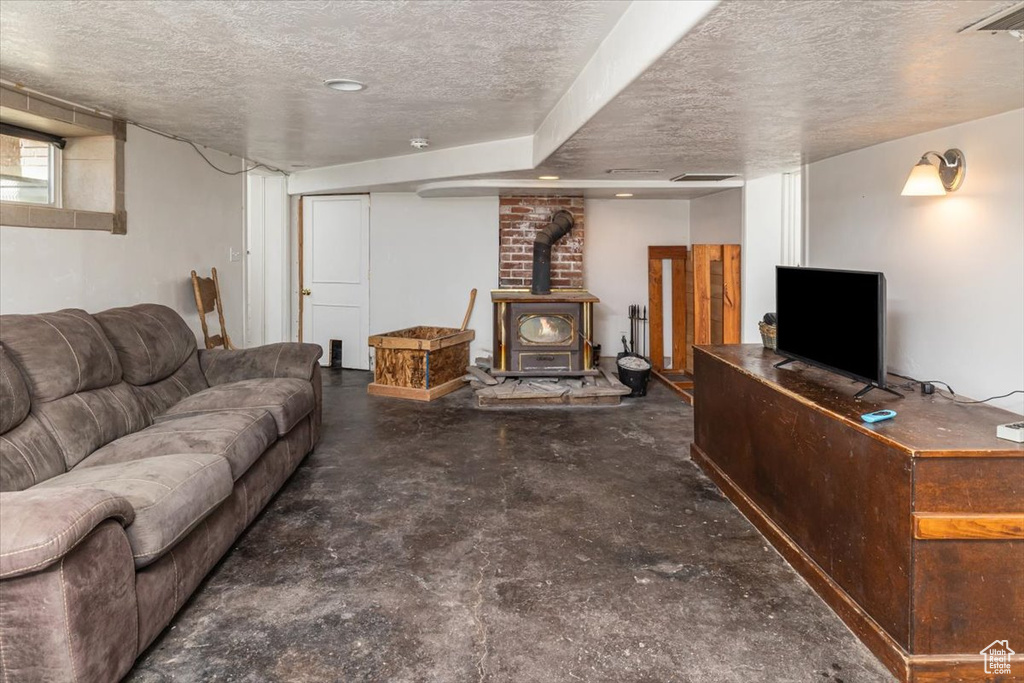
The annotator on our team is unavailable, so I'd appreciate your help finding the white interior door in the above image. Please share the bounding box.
[301,195,370,369]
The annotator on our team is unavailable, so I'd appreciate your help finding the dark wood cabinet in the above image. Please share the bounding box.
[692,345,1023,682]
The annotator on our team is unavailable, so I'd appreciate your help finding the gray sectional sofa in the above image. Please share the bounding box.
[0,304,322,682]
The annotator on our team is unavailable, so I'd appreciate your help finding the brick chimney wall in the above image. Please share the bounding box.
[498,196,584,289]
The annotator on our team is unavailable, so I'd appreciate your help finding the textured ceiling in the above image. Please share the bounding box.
[0,0,628,169]
[2,0,1021,183]
[524,0,1024,180]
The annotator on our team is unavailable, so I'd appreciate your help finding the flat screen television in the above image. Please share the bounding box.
[775,266,887,391]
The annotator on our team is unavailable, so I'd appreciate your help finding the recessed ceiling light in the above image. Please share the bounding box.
[615,193,634,198]
[538,175,559,180]
[324,78,366,92]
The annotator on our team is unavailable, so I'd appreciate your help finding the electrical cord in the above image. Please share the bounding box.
[130,122,287,176]
[890,372,1023,405]
[0,79,288,176]
[890,372,955,395]
[940,389,1024,405]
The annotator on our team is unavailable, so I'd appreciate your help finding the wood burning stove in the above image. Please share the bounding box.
[491,290,598,376]
[491,208,597,377]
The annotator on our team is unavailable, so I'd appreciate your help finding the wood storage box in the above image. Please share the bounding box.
[367,326,475,401]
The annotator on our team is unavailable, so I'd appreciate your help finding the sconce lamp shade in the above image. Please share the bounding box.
[901,148,966,196]
[901,160,947,196]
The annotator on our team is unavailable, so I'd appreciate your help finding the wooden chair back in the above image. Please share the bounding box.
[190,267,235,349]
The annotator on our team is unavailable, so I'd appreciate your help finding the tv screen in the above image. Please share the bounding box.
[775,267,886,386]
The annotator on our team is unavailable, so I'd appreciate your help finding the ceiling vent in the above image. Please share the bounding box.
[960,2,1024,34]
[606,168,663,175]
[670,173,736,182]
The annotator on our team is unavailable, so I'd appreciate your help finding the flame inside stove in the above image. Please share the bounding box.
[520,315,572,345]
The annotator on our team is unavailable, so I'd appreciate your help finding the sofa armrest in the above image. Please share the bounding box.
[199,343,323,386]
[0,488,134,579]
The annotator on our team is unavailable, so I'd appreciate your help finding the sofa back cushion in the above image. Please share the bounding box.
[94,304,208,420]
[0,345,30,434]
[0,413,65,491]
[34,383,149,469]
[94,304,197,386]
[1,309,148,471]
[132,350,209,421]
[0,345,66,491]
[0,309,122,402]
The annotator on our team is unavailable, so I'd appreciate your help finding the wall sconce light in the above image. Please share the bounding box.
[901,149,966,196]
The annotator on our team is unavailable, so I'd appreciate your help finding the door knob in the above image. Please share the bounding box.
[301,288,311,296]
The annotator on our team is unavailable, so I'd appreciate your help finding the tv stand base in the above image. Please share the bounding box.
[853,383,904,400]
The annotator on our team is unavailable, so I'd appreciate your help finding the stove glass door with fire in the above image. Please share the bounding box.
[518,314,574,346]
[508,302,581,374]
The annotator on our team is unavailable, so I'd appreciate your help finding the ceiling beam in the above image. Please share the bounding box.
[415,178,742,198]
[287,135,532,195]
[531,0,718,167]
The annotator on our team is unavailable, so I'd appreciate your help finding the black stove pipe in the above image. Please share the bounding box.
[530,209,575,295]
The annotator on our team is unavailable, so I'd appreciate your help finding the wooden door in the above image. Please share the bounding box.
[301,195,370,369]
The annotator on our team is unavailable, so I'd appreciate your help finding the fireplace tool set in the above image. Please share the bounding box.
[621,304,648,359]
[617,304,651,397]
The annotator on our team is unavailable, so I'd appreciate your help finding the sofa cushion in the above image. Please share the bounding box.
[34,454,232,568]
[0,309,121,402]
[94,304,197,386]
[0,414,65,492]
[33,382,149,470]
[130,351,209,422]
[83,409,276,481]
[155,378,314,436]
[0,345,31,434]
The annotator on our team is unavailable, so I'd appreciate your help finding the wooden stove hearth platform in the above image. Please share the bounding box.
[467,364,630,407]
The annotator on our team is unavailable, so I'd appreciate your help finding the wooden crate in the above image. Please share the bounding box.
[367,326,475,401]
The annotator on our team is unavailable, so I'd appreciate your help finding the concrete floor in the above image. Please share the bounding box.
[128,369,894,683]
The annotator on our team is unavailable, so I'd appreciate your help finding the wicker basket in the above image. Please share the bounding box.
[758,321,777,350]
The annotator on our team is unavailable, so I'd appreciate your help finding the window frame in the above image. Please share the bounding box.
[0,85,126,234]
[48,140,62,208]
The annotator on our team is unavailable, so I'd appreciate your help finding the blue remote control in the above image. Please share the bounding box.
[861,409,897,423]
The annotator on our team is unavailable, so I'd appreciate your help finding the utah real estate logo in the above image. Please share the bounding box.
[980,640,1014,675]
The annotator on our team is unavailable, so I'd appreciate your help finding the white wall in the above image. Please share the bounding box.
[690,188,741,244]
[741,174,785,343]
[367,195,690,367]
[368,193,498,361]
[584,198,690,360]
[1,125,245,343]
[805,108,1024,414]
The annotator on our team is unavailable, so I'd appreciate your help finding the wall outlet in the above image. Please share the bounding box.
[229,247,242,262]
